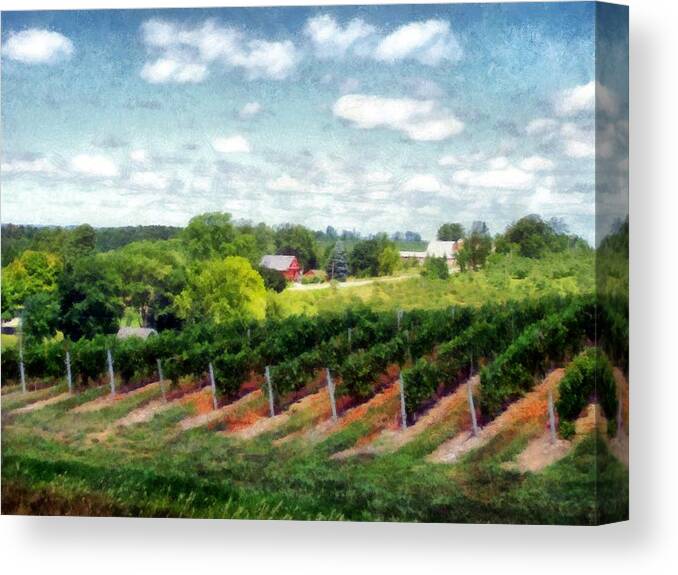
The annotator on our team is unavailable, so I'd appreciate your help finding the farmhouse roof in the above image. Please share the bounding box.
[425,241,458,258]
[1,317,21,329]
[260,255,298,271]
[116,327,158,340]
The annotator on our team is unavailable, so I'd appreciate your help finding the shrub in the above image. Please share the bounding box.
[421,256,449,280]
[479,298,594,418]
[559,419,576,440]
[556,347,618,429]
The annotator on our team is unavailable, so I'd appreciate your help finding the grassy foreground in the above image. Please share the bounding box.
[1,379,627,524]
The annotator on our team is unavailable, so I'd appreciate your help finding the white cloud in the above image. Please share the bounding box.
[452,164,534,189]
[564,139,595,159]
[403,174,443,193]
[519,155,555,171]
[267,174,303,192]
[190,176,212,192]
[596,83,619,116]
[438,154,460,167]
[130,149,149,165]
[525,118,559,135]
[70,154,119,178]
[365,171,392,184]
[375,19,461,66]
[555,80,618,117]
[333,94,463,141]
[2,157,59,175]
[239,102,262,118]
[527,186,594,217]
[555,81,595,116]
[129,171,169,191]
[487,156,510,170]
[3,28,74,64]
[229,40,298,80]
[304,14,375,57]
[561,123,595,159]
[212,135,251,154]
[139,19,298,82]
[140,57,207,84]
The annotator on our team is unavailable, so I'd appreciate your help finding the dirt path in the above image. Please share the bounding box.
[226,387,333,440]
[607,368,629,467]
[2,384,63,412]
[179,390,263,431]
[501,367,629,473]
[72,382,160,414]
[429,369,565,464]
[331,377,479,458]
[11,392,73,415]
[87,387,212,442]
[288,274,418,292]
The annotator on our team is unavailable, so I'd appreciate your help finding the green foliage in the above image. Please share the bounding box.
[556,348,618,428]
[176,256,267,325]
[63,224,96,262]
[301,271,327,285]
[256,265,288,293]
[69,334,113,385]
[58,256,124,341]
[21,292,61,345]
[421,256,449,280]
[456,223,491,271]
[437,222,465,242]
[400,297,568,418]
[480,298,594,417]
[180,212,238,261]
[95,225,181,252]
[558,419,576,440]
[349,234,398,277]
[495,214,582,259]
[274,224,319,270]
[1,250,63,313]
[103,240,187,328]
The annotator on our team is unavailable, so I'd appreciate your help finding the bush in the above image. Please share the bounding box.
[556,347,618,429]
[421,256,449,280]
[479,298,594,418]
[559,419,575,440]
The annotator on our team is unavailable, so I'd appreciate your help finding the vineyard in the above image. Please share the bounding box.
[1,294,628,524]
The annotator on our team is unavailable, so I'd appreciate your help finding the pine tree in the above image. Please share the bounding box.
[326,242,349,281]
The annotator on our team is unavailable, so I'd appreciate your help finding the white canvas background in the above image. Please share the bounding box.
[1,0,676,573]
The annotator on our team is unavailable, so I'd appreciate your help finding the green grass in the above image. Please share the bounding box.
[1,368,627,524]
[274,249,594,316]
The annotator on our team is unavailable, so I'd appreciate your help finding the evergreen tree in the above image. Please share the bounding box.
[326,242,349,281]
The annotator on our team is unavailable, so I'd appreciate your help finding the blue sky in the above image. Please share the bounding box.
[1,3,628,243]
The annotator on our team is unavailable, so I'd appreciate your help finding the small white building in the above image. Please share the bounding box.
[399,240,463,264]
[116,327,158,340]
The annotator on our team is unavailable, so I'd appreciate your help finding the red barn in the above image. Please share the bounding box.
[259,255,302,282]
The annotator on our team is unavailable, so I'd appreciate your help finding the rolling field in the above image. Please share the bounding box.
[1,287,628,524]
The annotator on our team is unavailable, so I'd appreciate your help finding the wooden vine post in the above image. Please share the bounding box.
[18,341,27,394]
[157,358,166,401]
[65,350,73,394]
[398,374,408,430]
[397,309,404,331]
[107,348,116,396]
[265,365,275,417]
[467,356,479,437]
[326,368,338,421]
[547,388,557,444]
[208,362,218,410]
